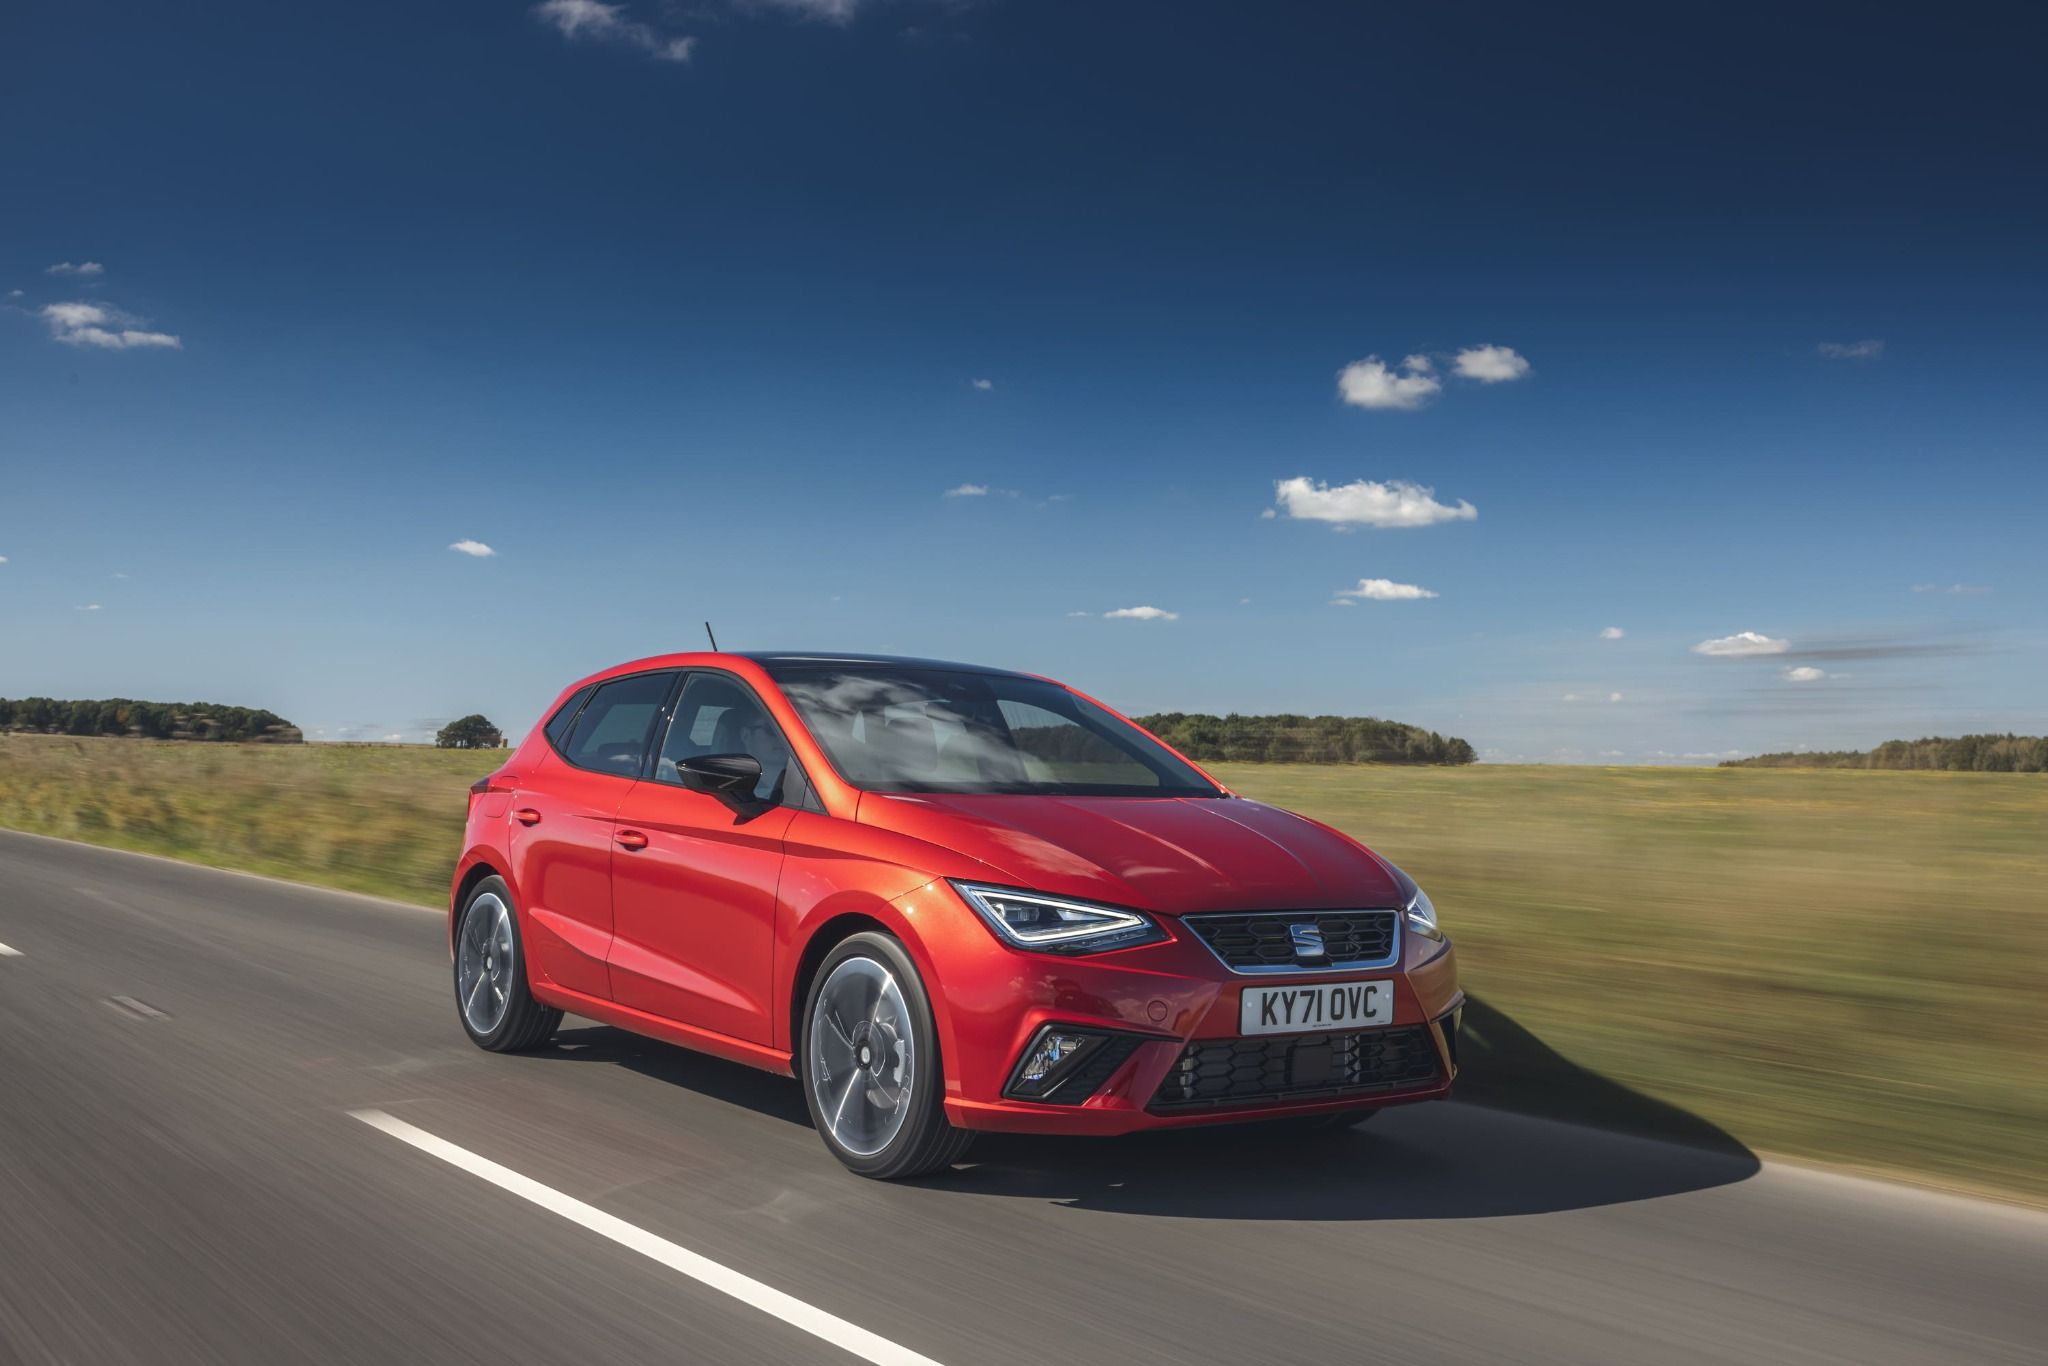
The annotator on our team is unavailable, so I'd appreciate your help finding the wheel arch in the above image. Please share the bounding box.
[783,896,964,1091]
[450,857,505,958]
[787,910,895,1061]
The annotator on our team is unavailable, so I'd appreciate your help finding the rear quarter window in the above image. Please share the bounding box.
[560,672,675,777]
[544,686,592,752]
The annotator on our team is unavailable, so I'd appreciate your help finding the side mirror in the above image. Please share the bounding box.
[677,752,765,806]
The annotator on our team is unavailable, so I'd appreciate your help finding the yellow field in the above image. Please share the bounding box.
[3,734,2043,1201]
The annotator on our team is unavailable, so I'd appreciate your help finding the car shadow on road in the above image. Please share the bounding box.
[539,997,1759,1221]
[535,1022,818,1123]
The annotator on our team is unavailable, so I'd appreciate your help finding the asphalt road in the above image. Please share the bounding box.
[1,829,2042,1366]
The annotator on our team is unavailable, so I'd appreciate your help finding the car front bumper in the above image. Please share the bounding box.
[892,884,1464,1135]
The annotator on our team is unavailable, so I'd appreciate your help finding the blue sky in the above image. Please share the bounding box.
[2,0,2043,760]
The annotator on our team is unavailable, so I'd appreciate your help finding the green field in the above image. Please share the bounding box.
[3,733,2043,1202]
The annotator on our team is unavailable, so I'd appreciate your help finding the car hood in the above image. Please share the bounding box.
[856,792,1404,913]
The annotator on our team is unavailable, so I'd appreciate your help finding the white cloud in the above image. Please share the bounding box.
[1599,626,1625,640]
[40,301,180,350]
[1692,630,1790,657]
[970,378,993,391]
[449,539,497,558]
[1103,605,1178,621]
[533,0,695,61]
[1608,691,1623,703]
[1272,476,1476,529]
[1064,610,1091,618]
[1452,344,1531,383]
[942,483,989,498]
[0,555,8,564]
[1784,666,1827,682]
[1337,355,1441,410]
[5,289,21,300]
[76,603,103,612]
[1818,339,1884,360]
[1912,582,1989,596]
[45,261,105,277]
[1335,577,1438,602]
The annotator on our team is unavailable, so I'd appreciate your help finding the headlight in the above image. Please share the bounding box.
[1405,885,1444,942]
[950,882,1167,955]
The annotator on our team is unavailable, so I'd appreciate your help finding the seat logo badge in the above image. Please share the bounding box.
[1288,922,1326,959]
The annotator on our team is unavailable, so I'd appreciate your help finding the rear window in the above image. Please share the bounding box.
[561,672,674,777]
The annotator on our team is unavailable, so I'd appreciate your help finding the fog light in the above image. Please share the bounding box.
[1021,1030,1091,1085]
[1004,1025,1141,1103]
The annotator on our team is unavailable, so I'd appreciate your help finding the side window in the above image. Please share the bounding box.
[561,672,675,777]
[544,686,591,752]
[656,674,793,803]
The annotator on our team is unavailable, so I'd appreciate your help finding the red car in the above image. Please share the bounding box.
[452,652,1463,1178]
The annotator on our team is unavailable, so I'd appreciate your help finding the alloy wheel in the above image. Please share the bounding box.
[457,892,516,1036]
[808,956,916,1157]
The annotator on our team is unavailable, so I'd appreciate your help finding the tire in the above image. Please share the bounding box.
[453,876,562,1053]
[799,932,974,1180]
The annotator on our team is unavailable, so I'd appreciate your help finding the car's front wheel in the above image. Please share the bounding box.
[454,876,562,1052]
[799,932,973,1180]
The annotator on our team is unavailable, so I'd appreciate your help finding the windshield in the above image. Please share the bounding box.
[765,664,1221,797]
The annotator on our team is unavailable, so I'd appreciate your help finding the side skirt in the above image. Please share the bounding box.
[532,982,796,1077]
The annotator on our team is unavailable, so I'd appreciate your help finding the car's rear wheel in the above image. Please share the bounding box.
[454,876,561,1052]
[800,932,973,1180]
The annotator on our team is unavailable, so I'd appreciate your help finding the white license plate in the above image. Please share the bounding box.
[1239,980,1394,1036]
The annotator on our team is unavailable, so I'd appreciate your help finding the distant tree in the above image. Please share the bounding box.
[0,697,297,742]
[1133,712,1477,766]
[436,714,504,749]
[1722,735,2046,772]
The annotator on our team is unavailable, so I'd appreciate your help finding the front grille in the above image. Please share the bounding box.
[1183,910,1398,972]
[1150,1026,1440,1111]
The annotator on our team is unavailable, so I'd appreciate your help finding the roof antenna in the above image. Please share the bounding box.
[703,621,720,651]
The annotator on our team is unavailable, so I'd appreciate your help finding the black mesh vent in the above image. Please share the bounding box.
[1183,910,1398,971]
[1150,1026,1440,1111]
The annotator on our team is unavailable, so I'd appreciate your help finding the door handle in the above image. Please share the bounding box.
[512,808,542,826]
[615,829,649,851]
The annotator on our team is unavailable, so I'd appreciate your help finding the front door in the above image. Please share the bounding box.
[607,672,798,1045]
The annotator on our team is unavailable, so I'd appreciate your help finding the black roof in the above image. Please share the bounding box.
[738,651,1029,678]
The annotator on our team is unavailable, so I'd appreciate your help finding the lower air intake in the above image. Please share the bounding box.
[1150,1026,1440,1111]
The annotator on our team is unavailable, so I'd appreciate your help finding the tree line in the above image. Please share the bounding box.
[1133,713,1477,766]
[1723,734,2048,772]
[0,698,302,743]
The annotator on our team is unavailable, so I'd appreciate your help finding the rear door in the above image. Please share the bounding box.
[508,670,678,1001]
[607,671,799,1045]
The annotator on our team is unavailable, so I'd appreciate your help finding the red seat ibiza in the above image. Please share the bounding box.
[452,652,1463,1178]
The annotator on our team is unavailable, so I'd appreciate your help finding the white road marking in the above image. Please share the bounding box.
[108,996,168,1019]
[350,1109,947,1366]
[0,942,20,957]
